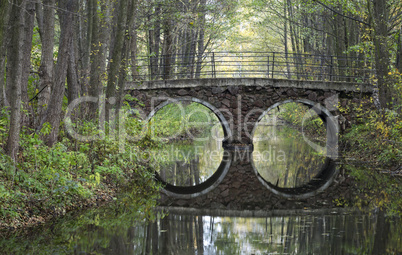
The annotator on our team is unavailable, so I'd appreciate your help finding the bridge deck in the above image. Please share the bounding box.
[125,77,372,93]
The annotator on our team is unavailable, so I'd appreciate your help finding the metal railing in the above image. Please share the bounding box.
[129,52,373,83]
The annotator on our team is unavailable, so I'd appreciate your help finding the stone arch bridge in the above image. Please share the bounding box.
[124,52,373,210]
[125,78,372,210]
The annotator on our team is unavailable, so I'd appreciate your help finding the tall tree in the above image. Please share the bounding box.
[87,0,111,117]
[105,0,129,121]
[36,0,56,121]
[39,0,76,146]
[371,0,392,108]
[128,0,139,80]
[21,2,35,127]
[0,0,10,108]
[66,28,80,104]
[397,28,402,72]
[5,0,26,159]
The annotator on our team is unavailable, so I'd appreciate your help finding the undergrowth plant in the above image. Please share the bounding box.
[339,70,402,215]
[0,104,162,227]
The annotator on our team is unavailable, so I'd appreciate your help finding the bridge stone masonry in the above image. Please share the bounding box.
[125,77,372,210]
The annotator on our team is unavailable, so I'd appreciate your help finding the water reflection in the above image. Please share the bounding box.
[4,208,401,254]
[253,103,327,188]
[142,211,401,255]
[148,102,225,187]
[153,128,224,187]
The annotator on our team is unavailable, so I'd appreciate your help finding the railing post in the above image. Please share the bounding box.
[330,55,333,81]
[319,55,324,80]
[271,52,275,79]
[162,55,165,80]
[212,52,216,78]
[267,54,270,78]
[148,56,151,81]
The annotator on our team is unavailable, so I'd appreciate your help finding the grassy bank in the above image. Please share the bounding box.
[0,112,161,229]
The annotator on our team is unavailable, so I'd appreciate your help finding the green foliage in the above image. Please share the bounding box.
[346,164,402,216]
[341,93,402,215]
[342,100,402,166]
[277,102,326,140]
[149,102,220,140]
[0,115,162,228]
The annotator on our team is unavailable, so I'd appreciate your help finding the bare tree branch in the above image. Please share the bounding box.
[312,0,371,27]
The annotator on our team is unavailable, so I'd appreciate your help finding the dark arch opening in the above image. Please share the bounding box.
[145,97,232,198]
[251,99,339,198]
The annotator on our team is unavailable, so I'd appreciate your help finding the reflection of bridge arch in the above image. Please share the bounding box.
[146,97,232,198]
[251,99,339,199]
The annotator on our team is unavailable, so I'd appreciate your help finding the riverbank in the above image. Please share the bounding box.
[0,164,160,231]
[0,119,161,230]
[339,99,402,215]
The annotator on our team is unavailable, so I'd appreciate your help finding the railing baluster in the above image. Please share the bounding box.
[271,52,275,79]
[267,54,270,78]
[212,52,216,78]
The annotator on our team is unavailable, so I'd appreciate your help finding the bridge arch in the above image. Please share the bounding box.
[145,97,233,198]
[250,99,339,199]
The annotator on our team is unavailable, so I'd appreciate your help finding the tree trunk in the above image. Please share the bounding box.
[105,0,128,122]
[153,4,161,77]
[284,0,290,79]
[189,29,197,78]
[88,0,102,117]
[39,0,75,146]
[129,0,139,80]
[372,0,392,108]
[80,0,93,98]
[115,40,128,118]
[36,0,55,122]
[148,3,161,79]
[0,0,10,108]
[163,19,173,79]
[396,28,402,73]
[5,0,26,160]
[21,2,35,127]
[195,0,206,78]
[67,27,80,104]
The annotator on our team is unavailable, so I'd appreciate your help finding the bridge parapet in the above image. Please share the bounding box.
[126,78,372,93]
[129,52,373,84]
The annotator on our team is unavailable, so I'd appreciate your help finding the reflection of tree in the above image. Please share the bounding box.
[371,209,390,255]
[277,102,326,141]
[148,102,226,187]
[154,131,223,186]
[3,209,402,254]
[213,218,241,254]
[161,158,200,186]
[253,125,326,188]
[283,217,295,253]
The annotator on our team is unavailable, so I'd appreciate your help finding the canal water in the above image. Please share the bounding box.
[2,207,401,254]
